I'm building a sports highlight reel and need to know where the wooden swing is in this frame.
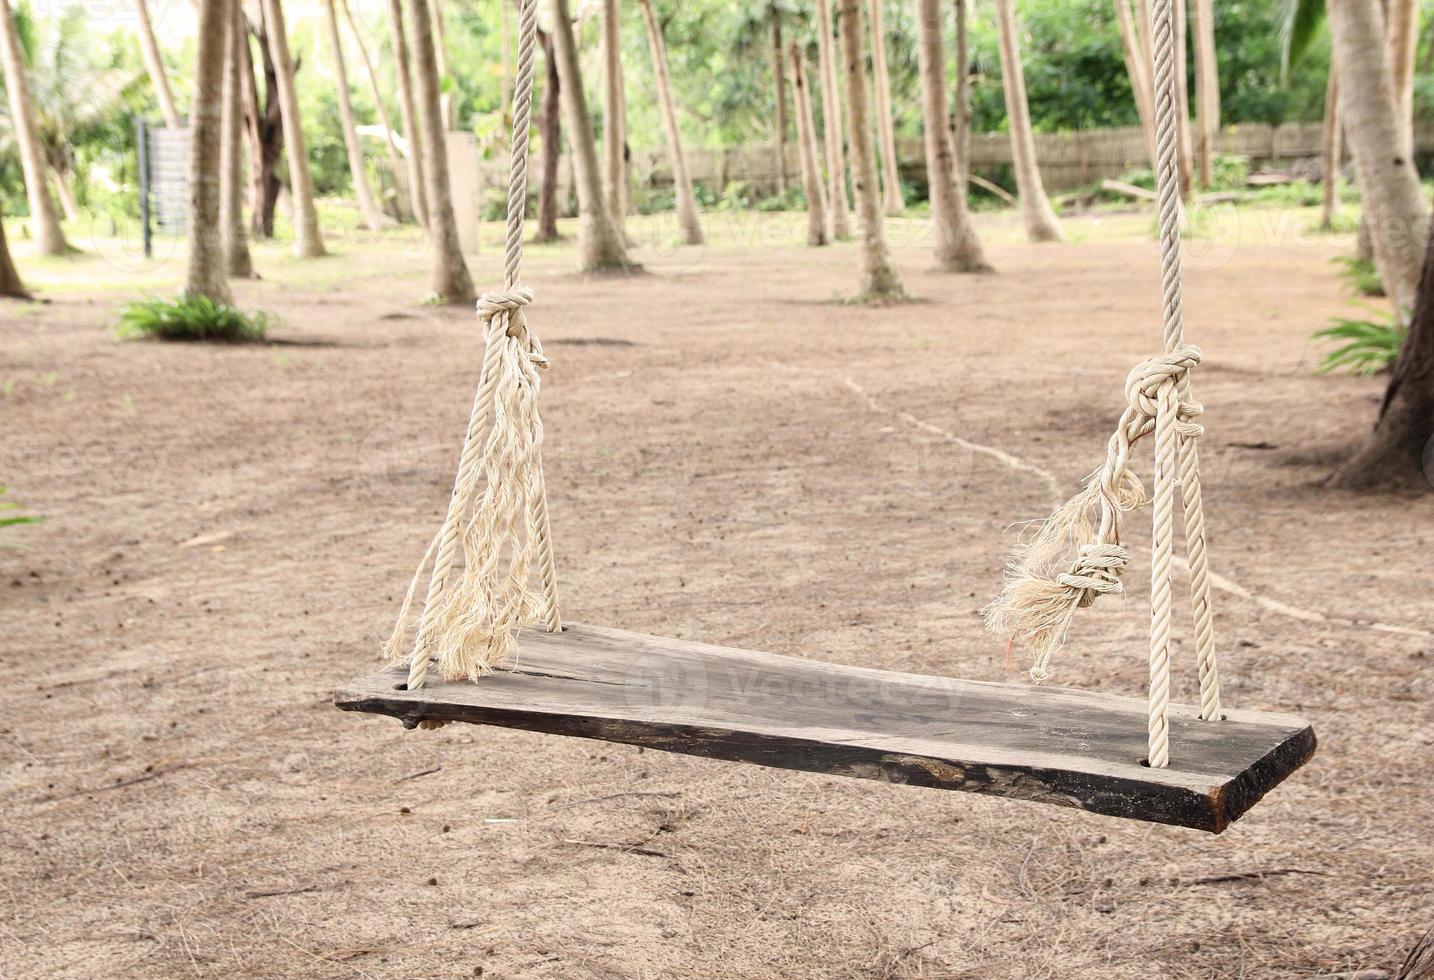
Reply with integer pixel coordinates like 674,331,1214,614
336,0,1315,833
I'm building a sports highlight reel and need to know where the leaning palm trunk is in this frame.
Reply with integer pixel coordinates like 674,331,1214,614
386,0,428,230
0,0,67,256
769,3,789,193
1320,67,1341,232
837,0,903,298
789,40,829,246
1190,0,1219,186
917,0,990,272
953,0,972,191
1388,0,1417,147
1114,0,1156,167
636,0,702,245
187,0,234,304
1326,0,1427,316
814,0,852,239
868,0,903,215
222,0,255,278
46,165,81,223
410,0,475,303
261,0,326,257
342,0,409,221
601,0,627,233
992,0,1062,242
551,0,634,271
0,202,28,298
322,0,387,230
134,0,182,129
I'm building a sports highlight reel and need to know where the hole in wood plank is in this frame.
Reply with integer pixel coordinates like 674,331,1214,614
394,683,408,691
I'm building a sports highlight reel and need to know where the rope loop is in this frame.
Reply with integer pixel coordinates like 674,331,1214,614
1123,345,1201,419
1057,542,1129,607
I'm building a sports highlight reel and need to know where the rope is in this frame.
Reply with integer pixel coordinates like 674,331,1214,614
384,0,559,692
985,0,1222,769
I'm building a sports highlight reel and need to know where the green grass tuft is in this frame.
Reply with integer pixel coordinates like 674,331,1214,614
1312,313,1406,376
1334,256,1385,298
115,295,273,343
0,485,39,531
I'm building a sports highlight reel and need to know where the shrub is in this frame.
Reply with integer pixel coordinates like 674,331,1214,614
1313,313,1406,376
1334,256,1385,298
115,295,272,343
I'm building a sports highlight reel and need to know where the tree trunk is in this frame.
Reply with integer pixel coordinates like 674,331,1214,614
789,40,829,246
261,0,326,257
601,0,627,234
992,0,1062,242
0,203,28,298
637,0,702,245
342,0,409,221
1320,66,1342,232
1388,0,1417,149
1190,0,1219,186
1173,0,1194,197
1328,197,1434,489
815,0,852,238
321,0,387,230
431,0,454,128
1327,0,1427,315
535,24,562,243
47,165,81,223
386,0,429,231
222,1,254,276
868,0,903,215
838,0,903,298
187,0,234,304
953,0,972,192
240,9,283,238
917,0,990,273
769,3,789,194
1114,0,1157,169
0,0,68,255
551,0,634,271
134,0,182,129
410,0,474,302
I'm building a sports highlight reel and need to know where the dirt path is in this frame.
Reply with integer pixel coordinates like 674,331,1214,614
2,210,1431,978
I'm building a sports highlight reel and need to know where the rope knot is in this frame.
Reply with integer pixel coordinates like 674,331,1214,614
1057,542,1128,606
477,286,547,368
1124,345,1202,419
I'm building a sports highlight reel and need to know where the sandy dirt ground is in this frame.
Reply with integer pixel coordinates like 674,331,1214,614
2,208,1432,979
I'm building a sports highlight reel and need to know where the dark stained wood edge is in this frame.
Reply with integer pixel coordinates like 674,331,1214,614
335,665,1316,834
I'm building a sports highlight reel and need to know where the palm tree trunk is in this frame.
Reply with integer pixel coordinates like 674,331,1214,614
431,0,454,128
342,0,409,221
769,3,789,194
535,24,562,243
239,10,283,238
637,0,702,245
992,0,1062,242
917,0,989,272
1327,0,1427,315
321,0,387,230
222,1,254,277
1388,0,1417,149
815,0,852,239
1113,0,1157,168
0,0,68,256
1320,66,1341,231
789,40,829,246
953,0,972,191
868,0,903,215
837,0,902,298
551,0,633,271
46,165,81,223
0,202,29,298
1173,0,1194,197
601,0,627,234
410,0,474,302
386,0,429,231
261,0,326,257
1190,0,1219,186
187,0,234,304
134,0,182,129
1328,195,1434,489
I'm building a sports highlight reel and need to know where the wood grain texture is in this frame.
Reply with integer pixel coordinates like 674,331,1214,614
335,623,1315,833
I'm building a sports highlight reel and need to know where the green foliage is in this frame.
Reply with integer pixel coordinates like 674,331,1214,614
0,486,39,531
1207,154,1252,192
115,296,273,343
1313,314,1406,375
1335,256,1386,298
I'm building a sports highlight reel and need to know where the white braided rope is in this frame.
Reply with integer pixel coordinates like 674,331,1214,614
385,0,559,693
986,0,1223,770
